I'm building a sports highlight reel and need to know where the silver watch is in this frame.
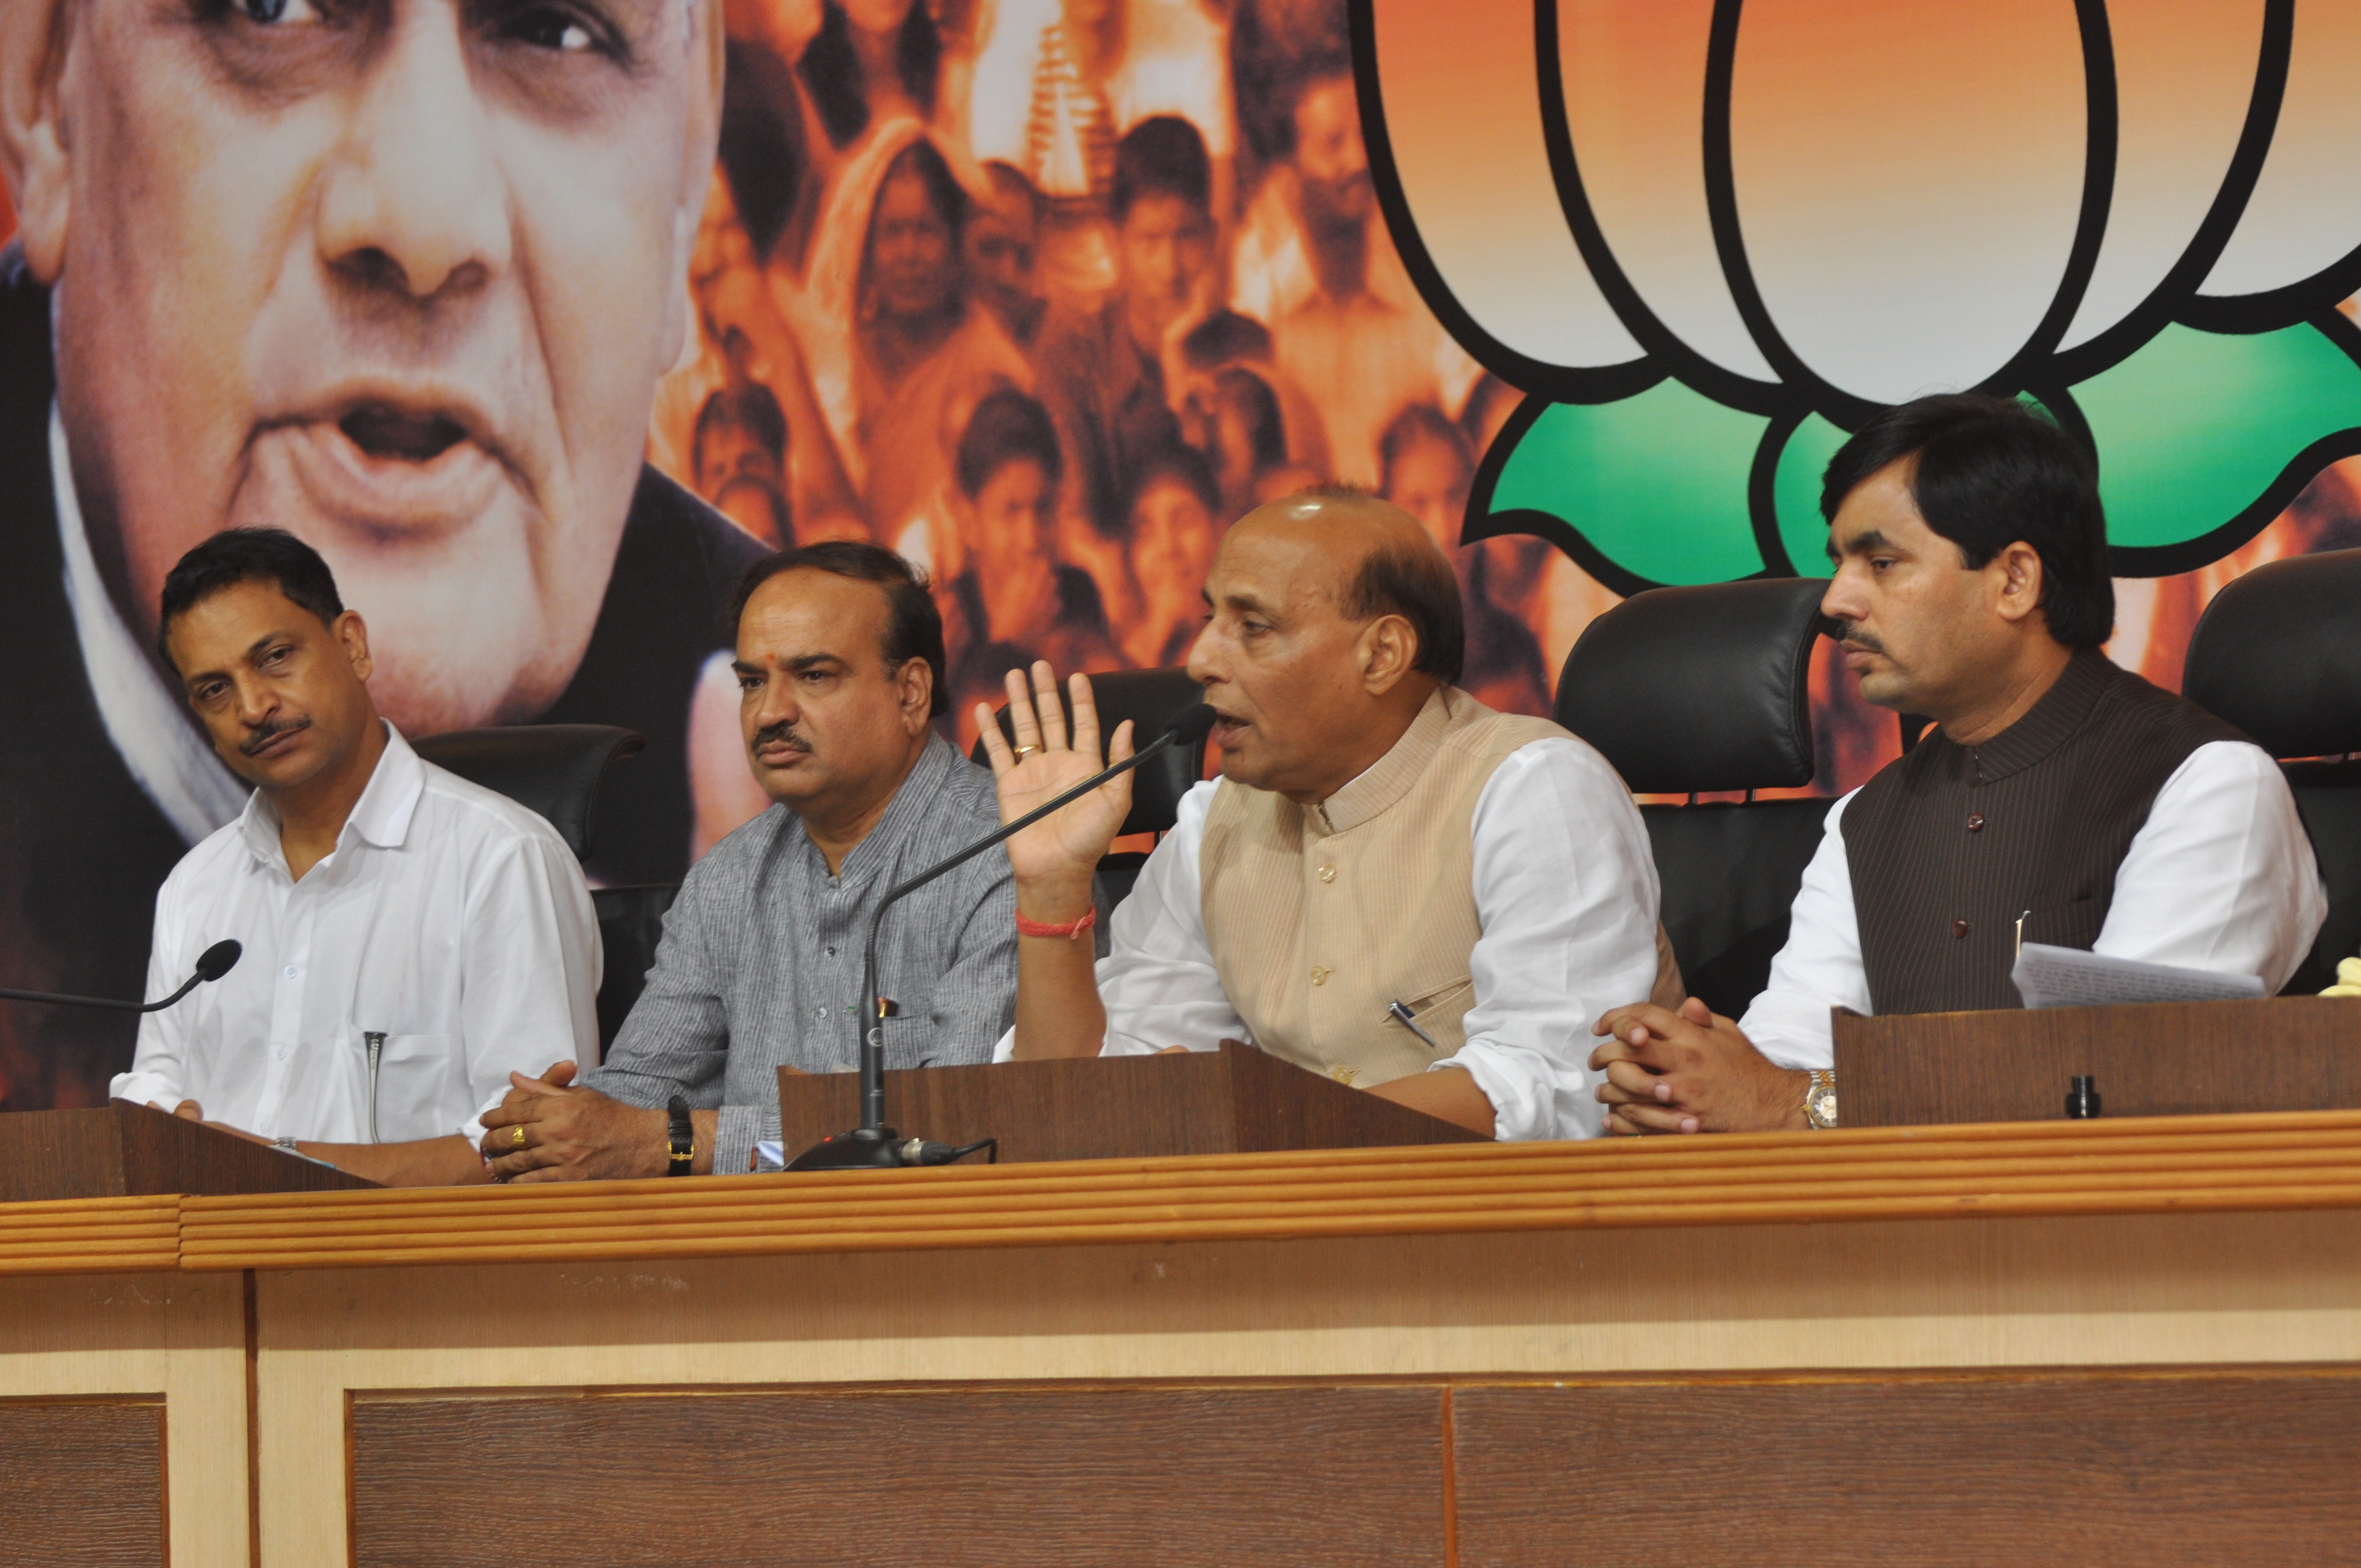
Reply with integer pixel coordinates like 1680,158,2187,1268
1804,1069,1838,1130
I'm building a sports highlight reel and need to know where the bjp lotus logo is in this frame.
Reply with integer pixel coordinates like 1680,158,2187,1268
1358,0,2361,589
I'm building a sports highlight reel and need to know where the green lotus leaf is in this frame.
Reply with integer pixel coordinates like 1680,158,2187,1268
1483,379,1770,587
1767,412,1850,579
2074,321,2361,552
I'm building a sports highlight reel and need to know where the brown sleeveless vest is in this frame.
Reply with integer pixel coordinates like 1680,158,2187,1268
1199,687,1682,1086
1842,649,2245,1015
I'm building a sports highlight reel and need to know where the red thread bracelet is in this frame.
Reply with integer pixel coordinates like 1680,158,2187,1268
1016,907,1097,939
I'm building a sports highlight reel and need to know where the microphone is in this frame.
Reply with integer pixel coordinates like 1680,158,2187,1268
786,702,1217,1172
0,940,243,1014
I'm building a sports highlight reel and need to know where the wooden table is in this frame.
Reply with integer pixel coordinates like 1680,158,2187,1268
8,1110,2361,1567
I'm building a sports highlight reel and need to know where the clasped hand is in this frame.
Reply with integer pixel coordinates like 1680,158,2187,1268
476,1060,667,1182
1588,997,1810,1135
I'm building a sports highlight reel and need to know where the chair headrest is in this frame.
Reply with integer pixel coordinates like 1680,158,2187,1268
1554,579,1829,794
972,668,1206,836
410,725,646,861
2183,548,2361,760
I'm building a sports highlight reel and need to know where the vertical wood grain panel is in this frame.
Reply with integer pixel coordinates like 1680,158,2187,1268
349,1384,1445,1568
1453,1368,2361,1567
0,1398,166,1566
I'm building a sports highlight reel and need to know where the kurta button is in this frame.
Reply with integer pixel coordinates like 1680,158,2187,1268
1329,1065,1358,1085
1317,864,1337,883
1310,966,1331,986
1951,919,1970,938
1966,813,1985,832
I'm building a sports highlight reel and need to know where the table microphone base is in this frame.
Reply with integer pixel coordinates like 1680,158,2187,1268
784,1125,906,1171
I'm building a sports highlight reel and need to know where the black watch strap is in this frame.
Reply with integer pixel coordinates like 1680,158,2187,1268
666,1094,694,1177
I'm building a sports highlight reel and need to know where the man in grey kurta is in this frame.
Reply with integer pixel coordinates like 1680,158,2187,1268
480,544,1015,1181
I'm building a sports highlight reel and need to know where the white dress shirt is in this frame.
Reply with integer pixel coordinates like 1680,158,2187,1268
1741,740,2329,1069
110,726,602,1145
994,738,1665,1141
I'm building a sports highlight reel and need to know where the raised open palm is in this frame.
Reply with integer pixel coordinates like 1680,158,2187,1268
975,662,1134,887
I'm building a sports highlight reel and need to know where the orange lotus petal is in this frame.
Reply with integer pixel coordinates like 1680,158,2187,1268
2059,0,2271,353
2199,0,2361,302
1367,0,1642,371
1555,0,1776,385
1726,0,2090,404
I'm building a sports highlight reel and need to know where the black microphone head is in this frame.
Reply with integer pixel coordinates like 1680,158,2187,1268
194,939,242,983
1163,703,1219,745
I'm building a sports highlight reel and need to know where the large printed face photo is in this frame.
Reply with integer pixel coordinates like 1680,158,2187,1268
9,0,722,734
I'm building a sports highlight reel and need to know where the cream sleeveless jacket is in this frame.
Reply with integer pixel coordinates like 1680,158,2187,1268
1198,687,1683,1087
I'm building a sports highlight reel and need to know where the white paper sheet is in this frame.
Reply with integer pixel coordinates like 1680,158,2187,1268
2010,942,2267,1009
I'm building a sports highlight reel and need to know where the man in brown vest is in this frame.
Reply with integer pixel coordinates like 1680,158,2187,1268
1591,394,2325,1135
980,484,1675,1140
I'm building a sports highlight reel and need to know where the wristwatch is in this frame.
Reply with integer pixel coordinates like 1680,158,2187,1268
665,1094,695,1177
1804,1069,1838,1131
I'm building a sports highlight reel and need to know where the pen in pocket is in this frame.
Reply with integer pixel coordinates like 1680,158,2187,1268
1386,999,1440,1049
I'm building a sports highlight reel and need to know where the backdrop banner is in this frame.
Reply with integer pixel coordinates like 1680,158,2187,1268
0,0,2353,1108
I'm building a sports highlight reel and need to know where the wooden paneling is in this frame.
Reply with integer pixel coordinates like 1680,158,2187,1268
1836,995,2361,1126
776,1041,1487,1166
0,1398,166,1566
1452,1368,2361,1567
184,1108,2361,1272
0,1103,374,1204
0,1195,178,1276
347,1385,1445,1568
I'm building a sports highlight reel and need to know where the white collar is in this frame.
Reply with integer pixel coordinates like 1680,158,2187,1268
235,721,425,871
51,403,250,845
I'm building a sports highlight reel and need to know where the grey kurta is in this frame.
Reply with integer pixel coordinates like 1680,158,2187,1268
585,735,1016,1176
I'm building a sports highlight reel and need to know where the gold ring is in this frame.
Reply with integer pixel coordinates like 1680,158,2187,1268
510,1124,527,1149
1012,744,1041,760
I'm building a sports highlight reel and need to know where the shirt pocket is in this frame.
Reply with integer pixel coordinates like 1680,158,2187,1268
369,1034,463,1142
2019,898,2105,952
1389,976,1476,1056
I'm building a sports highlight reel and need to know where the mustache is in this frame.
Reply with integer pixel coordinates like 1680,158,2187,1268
750,721,812,755
1832,623,1888,657
238,715,311,756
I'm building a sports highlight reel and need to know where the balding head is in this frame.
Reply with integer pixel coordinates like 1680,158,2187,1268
1185,483,1468,803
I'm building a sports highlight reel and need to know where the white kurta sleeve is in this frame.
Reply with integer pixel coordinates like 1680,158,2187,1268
1736,791,1865,1072
2092,740,2327,988
110,872,196,1110
1442,739,1666,1143
454,829,603,1144
989,781,1246,1062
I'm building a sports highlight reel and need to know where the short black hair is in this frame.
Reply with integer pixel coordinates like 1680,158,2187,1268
157,528,345,669
1821,393,2114,648
1127,440,1223,522
1378,402,1473,496
1210,366,1287,474
1112,115,1212,222
955,386,1063,498
731,542,949,718
694,380,789,474
1286,481,1466,684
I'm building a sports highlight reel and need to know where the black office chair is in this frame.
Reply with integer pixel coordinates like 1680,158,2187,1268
1556,579,1835,1017
410,724,646,861
970,667,1207,911
2182,547,2361,995
412,724,660,1058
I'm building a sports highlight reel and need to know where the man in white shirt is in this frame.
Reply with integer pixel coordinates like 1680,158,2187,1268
1591,394,2326,1134
111,529,600,1185
983,485,1675,1141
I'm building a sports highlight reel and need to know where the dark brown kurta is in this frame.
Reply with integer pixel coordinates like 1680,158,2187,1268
1842,649,2246,1015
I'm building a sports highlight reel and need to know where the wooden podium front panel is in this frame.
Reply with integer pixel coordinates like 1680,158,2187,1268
775,1043,1486,1164
347,1385,1444,1568
1834,997,2361,1126
0,1103,377,1202
1453,1368,2361,1568
0,1399,166,1566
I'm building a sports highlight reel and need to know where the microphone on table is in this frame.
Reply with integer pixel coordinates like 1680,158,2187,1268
0,940,243,1013
786,701,1220,1172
